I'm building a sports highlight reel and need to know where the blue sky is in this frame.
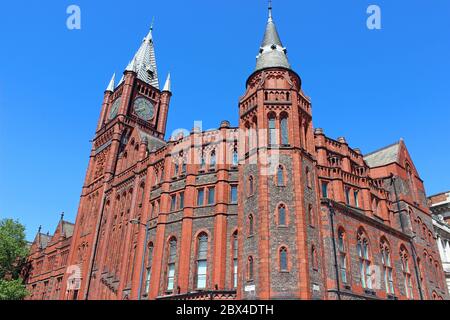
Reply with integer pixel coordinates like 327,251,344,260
0,0,449,241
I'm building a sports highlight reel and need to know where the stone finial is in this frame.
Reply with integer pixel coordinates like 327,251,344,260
314,128,324,135
220,120,231,129
337,137,347,144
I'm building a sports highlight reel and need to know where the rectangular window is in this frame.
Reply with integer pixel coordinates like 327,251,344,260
208,187,215,205
339,254,347,283
197,188,204,206
167,264,175,291
321,182,328,198
197,260,207,289
170,194,176,211
230,185,238,204
179,192,184,209
145,268,151,294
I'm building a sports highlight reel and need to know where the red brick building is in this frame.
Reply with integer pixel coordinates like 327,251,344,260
25,7,448,300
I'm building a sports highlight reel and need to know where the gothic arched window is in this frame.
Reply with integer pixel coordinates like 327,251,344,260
277,165,285,186
144,242,154,294
400,246,414,299
167,238,177,291
357,230,372,289
338,229,347,283
278,204,287,226
196,233,208,289
280,247,288,271
380,238,394,295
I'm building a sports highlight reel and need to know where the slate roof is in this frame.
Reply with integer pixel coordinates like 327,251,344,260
363,141,400,168
255,7,291,72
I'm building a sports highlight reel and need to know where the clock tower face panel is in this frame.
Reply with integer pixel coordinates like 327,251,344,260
109,97,122,120
133,96,155,121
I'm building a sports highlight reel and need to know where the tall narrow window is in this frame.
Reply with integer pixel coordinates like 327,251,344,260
312,245,318,270
278,204,286,226
248,176,254,196
207,187,215,205
232,149,239,166
181,161,186,175
400,246,414,299
248,215,254,236
196,233,208,289
144,243,154,295
232,232,238,288
357,231,372,289
248,256,254,280
230,185,238,204
321,181,328,198
200,154,206,170
210,150,216,169
345,187,351,205
354,190,359,208
197,188,204,206
179,192,184,210
280,113,289,145
306,167,311,188
174,163,179,177
277,165,285,186
380,239,394,295
338,229,347,283
167,238,177,291
280,247,288,271
170,194,176,212
268,113,277,146
308,204,315,227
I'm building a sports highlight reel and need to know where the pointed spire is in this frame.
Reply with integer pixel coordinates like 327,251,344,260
124,22,160,88
255,2,291,71
163,73,171,92
106,73,115,92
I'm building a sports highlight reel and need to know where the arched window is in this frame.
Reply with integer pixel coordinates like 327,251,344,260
144,242,154,294
196,233,208,289
357,230,372,289
338,229,347,283
380,239,394,295
248,176,254,196
210,150,216,169
268,113,277,146
232,232,238,288
280,247,288,271
232,148,239,166
167,238,177,291
278,204,287,226
248,256,254,281
312,245,318,271
248,214,254,236
280,113,289,145
277,165,285,186
400,246,414,299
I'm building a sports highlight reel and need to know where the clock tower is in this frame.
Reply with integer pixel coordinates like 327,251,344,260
61,24,171,300
96,25,171,142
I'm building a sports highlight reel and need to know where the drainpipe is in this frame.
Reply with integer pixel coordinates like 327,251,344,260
327,200,342,300
390,174,424,300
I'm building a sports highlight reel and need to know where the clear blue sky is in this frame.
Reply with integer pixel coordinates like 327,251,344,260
0,0,449,241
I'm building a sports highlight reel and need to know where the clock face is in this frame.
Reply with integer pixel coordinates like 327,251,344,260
133,97,155,121
109,97,121,120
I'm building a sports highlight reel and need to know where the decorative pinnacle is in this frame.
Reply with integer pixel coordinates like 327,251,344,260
268,0,273,21
60,212,65,221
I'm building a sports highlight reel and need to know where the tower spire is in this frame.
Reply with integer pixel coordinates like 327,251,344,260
124,22,160,89
255,1,291,71
106,73,115,92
